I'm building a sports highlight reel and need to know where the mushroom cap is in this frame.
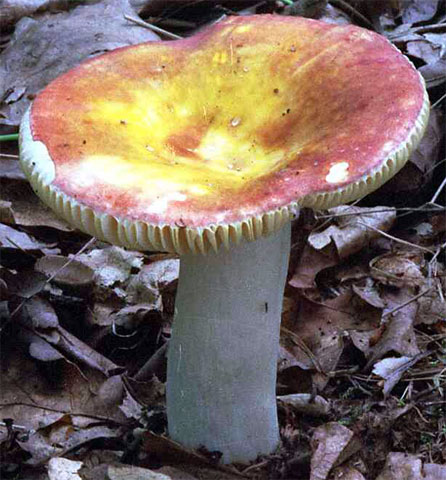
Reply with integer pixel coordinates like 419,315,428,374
20,15,429,254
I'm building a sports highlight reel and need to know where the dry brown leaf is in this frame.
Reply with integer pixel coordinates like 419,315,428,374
401,0,440,24
370,251,425,288
35,255,95,293
76,246,144,290
362,289,421,369
0,343,128,465
332,466,366,480
372,352,429,395
289,243,338,289
282,290,380,376
352,278,385,309
125,257,179,307
0,168,72,230
278,393,330,416
0,223,57,251
309,206,396,259
108,464,172,480
48,457,83,480
375,452,446,480
310,422,359,480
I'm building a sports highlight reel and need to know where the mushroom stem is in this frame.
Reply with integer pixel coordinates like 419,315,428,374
167,222,291,464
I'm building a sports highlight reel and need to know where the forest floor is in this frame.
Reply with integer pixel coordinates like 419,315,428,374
0,1,445,479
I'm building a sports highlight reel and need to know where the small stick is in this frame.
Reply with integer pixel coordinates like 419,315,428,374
330,0,374,30
382,287,433,318
430,176,446,204
412,22,446,34
124,14,182,40
134,342,168,381
357,221,435,254
431,92,446,109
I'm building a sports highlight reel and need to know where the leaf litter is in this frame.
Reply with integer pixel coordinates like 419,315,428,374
0,1,445,479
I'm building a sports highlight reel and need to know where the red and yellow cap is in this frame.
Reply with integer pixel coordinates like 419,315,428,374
20,15,429,254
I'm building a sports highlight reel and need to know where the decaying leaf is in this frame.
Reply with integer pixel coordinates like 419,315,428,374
282,290,380,378
370,251,425,288
108,464,172,480
401,0,440,25
125,256,179,307
35,255,95,294
310,422,359,480
278,393,330,416
372,353,428,396
309,206,396,259
0,223,57,251
0,170,71,229
48,457,83,480
376,452,446,480
332,466,366,480
416,286,446,324
76,246,144,289
0,343,127,465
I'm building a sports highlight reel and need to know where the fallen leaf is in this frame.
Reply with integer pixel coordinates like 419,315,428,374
125,257,179,307
416,280,446,325
278,394,330,416
352,278,385,309
370,251,425,288
310,422,359,480
363,289,421,369
108,464,171,480
0,343,128,465
282,290,380,376
289,243,337,289
419,58,446,88
35,255,95,294
77,246,144,289
308,206,396,259
376,452,423,480
0,177,71,229
332,466,366,480
401,0,440,24
48,457,83,480
372,354,428,396
423,463,446,480
0,223,56,251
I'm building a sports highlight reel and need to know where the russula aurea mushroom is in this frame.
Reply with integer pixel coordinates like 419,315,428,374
20,15,429,463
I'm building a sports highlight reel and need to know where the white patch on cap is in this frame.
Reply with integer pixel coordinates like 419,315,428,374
147,192,187,215
326,162,349,184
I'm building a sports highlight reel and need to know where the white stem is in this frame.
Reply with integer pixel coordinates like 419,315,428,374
166,222,291,464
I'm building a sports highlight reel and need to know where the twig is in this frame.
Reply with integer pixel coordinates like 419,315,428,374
281,325,324,373
46,236,96,284
1,237,96,334
430,176,446,204
431,92,446,109
357,221,435,254
382,288,433,318
330,0,374,29
316,205,446,219
412,22,446,34
124,14,182,40
423,157,446,177
0,153,19,159
134,342,168,381
0,402,127,426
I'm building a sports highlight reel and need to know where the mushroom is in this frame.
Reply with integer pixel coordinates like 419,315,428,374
19,15,429,463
